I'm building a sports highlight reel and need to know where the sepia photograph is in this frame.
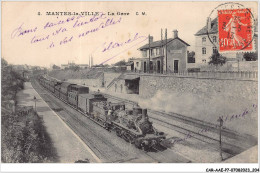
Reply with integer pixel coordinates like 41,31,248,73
1,0,259,172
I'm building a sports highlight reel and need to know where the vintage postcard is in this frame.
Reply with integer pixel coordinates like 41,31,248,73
1,0,259,172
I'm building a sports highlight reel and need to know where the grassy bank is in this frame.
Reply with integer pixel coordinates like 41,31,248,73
1,110,58,163
1,58,58,163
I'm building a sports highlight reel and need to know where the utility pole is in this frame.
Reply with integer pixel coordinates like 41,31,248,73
165,29,168,73
161,28,164,74
33,96,37,112
217,117,224,161
148,34,151,73
89,55,91,68
238,59,240,72
91,55,93,67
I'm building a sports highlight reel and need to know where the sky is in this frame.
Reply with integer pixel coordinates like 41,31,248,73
2,1,258,67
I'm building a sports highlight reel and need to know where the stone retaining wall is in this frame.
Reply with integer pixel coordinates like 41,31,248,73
138,74,257,103
136,74,257,136
67,76,103,87
104,72,122,88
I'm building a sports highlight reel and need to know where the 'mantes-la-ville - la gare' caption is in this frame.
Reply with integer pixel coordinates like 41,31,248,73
42,11,145,16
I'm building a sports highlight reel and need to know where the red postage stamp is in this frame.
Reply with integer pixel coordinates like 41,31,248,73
218,9,254,52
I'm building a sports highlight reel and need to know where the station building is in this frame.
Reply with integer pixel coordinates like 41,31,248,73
129,30,190,73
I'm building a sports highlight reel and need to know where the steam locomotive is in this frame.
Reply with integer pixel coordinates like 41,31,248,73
38,75,166,150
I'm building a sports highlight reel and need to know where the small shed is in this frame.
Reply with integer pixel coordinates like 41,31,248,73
124,75,140,94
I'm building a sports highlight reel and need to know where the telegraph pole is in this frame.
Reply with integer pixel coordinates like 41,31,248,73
91,55,93,67
217,117,224,161
238,59,240,72
148,34,151,73
161,28,164,74
165,29,168,73
33,96,37,112
89,55,91,68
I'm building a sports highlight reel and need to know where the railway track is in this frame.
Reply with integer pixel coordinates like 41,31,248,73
42,94,129,161
150,109,256,148
32,79,190,163
32,80,134,162
102,93,257,156
40,75,258,159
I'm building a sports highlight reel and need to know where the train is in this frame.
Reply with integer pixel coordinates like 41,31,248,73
38,75,166,150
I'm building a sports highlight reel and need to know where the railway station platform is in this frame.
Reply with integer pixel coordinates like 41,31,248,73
16,82,100,163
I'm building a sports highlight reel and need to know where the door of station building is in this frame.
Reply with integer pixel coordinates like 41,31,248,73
174,60,179,73
157,61,161,73
143,62,147,73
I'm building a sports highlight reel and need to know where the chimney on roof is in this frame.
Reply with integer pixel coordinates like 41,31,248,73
207,17,212,31
173,30,178,38
149,35,153,43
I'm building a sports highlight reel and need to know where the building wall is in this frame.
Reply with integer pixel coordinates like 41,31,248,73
198,60,258,71
133,73,257,136
195,34,219,65
139,40,188,73
132,59,143,71
67,75,103,88
107,79,127,94
152,57,163,73
195,34,258,69
104,72,122,88
141,47,164,59
138,74,257,101
195,33,237,64
166,40,188,72
126,65,132,71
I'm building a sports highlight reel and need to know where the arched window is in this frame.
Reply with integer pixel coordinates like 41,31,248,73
202,47,206,54
202,37,206,42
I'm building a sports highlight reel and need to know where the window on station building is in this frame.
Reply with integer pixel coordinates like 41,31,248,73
150,49,154,56
202,47,206,54
136,62,139,67
202,37,206,42
202,59,207,63
213,36,217,43
143,50,147,57
213,47,218,53
156,48,160,55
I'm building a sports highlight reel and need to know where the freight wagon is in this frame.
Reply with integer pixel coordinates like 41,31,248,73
68,85,89,108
